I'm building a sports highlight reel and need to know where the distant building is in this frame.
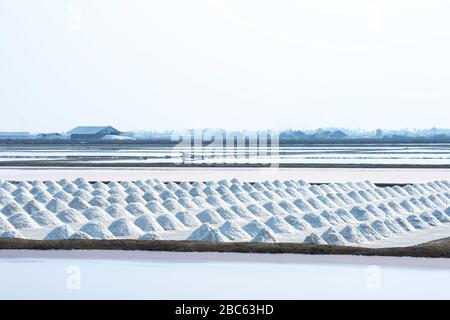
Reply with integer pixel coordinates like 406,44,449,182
37,133,66,140
329,130,348,139
68,126,121,140
0,132,31,140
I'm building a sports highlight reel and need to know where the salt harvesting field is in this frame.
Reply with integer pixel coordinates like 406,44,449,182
1,144,449,166
0,177,449,248
2,250,450,299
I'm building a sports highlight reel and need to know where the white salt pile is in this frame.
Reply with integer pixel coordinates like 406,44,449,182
0,215,16,232
278,200,301,214
125,193,145,204
108,218,144,237
293,199,314,212
8,212,40,229
73,189,93,201
24,200,46,215
303,213,330,228
175,211,202,228
177,198,198,210
46,199,70,214
44,225,75,240
242,219,267,237
134,214,164,232
187,223,216,241
206,195,227,207
284,215,309,231
0,230,24,239
246,204,271,217
54,191,73,203
126,203,150,216
406,215,429,229
2,202,24,217
70,231,93,239
251,228,277,243
334,209,355,223
263,201,288,216
145,201,169,214
139,232,163,241
321,210,344,226
162,199,185,213
321,228,348,246
358,223,383,241
57,208,89,224
383,219,403,234
265,216,296,234
69,197,91,210
219,221,251,241
30,210,62,227
80,222,115,239
303,233,326,245
196,209,225,225
89,196,110,209
340,225,366,244
395,217,414,232
201,229,229,242
419,212,440,226
216,207,240,220
350,206,371,221
105,204,132,219
230,205,254,219
307,198,325,210
156,214,186,230
431,210,450,223
83,207,112,221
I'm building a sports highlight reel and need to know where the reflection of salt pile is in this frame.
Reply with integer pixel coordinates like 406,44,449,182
80,222,114,239
44,225,74,240
109,218,144,237
139,232,163,240
251,228,277,243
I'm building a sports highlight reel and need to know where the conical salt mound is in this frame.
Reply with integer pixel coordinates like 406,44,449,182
69,197,90,210
126,203,150,216
8,212,40,229
284,215,308,231
0,230,23,239
206,195,227,207
70,231,93,240
57,208,89,224
106,204,133,219
419,212,440,226
175,211,202,228
251,228,277,243
13,193,32,206
303,213,330,228
46,199,70,214
320,210,344,226
156,214,186,231
30,210,62,227
54,191,73,203
80,221,114,239
0,215,16,232
265,216,296,234
24,200,46,215
83,207,112,221
177,197,198,210
395,217,414,232
44,225,75,240
107,195,127,207
216,207,240,220
89,197,109,209
431,210,450,223
303,233,326,245
370,220,392,237
350,206,371,221
187,223,216,241
73,190,93,202
219,221,251,241
230,205,254,219
358,223,383,241
109,218,144,237
139,232,163,241
1,202,24,217
92,189,109,198
145,201,169,215
242,219,267,237
11,187,31,197
406,215,429,230
201,229,229,242
339,225,366,244
334,209,355,223
246,204,271,217
125,193,145,204
221,194,240,206
383,219,403,234
162,199,185,213
33,191,53,204
278,200,301,214
321,228,348,246
196,209,225,225
134,214,164,232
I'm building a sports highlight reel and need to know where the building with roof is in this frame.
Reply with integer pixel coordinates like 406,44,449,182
68,126,121,140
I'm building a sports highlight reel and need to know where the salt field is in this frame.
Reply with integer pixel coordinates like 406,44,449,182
1,251,450,299
0,177,449,247
1,144,449,166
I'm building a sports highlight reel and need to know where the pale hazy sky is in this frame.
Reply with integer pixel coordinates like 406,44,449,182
1,0,450,132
